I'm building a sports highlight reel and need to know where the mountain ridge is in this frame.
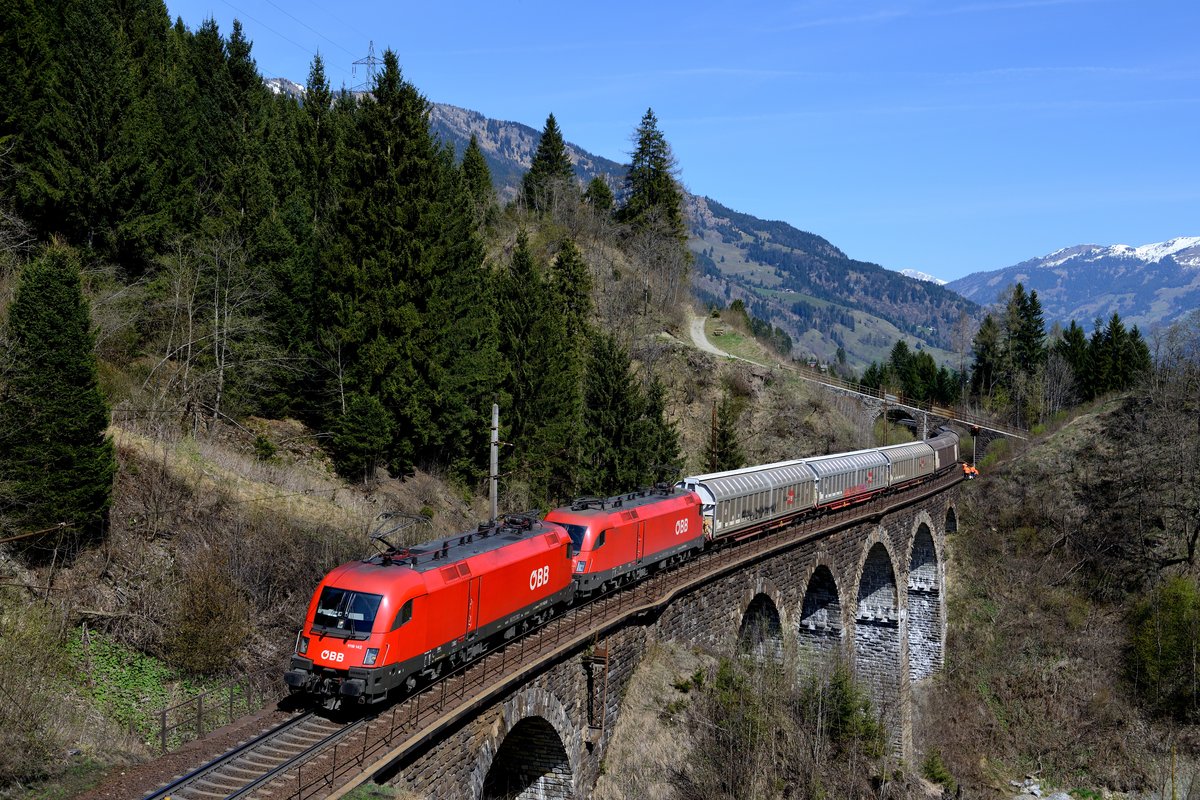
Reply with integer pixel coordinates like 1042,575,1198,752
948,236,1200,328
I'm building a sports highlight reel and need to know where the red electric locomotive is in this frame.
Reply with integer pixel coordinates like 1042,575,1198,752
285,515,574,704
545,486,705,595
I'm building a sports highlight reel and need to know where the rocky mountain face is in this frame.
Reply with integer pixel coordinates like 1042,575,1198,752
947,237,1200,329
428,104,625,204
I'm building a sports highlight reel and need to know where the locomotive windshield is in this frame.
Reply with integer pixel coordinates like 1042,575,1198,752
562,524,588,556
312,587,383,638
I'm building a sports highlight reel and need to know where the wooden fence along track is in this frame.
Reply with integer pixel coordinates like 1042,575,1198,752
145,469,961,800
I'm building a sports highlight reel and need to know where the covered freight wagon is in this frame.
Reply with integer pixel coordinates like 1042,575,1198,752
680,460,817,540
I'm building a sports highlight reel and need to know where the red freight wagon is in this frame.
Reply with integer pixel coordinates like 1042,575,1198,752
545,487,704,594
285,515,573,704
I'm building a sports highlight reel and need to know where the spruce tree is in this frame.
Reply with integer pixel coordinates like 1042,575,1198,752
583,176,614,213
497,232,582,501
185,19,239,229
1100,313,1128,395
970,314,1002,399
548,239,593,345
1087,317,1111,398
414,142,502,480
638,377,683,484
1125,324,1153,383
221,20,272,236
11,1,134,254
888,340,913,395
0,242,115,548
521,113,575,213
330,392,392,483
580,332,647,495
618,108,686,241
1054,320,1090,398
461,134,497,231
706,392,744,472
317,51,501,479
317,49,435,474
301,53,339,227
1019,287,1047,368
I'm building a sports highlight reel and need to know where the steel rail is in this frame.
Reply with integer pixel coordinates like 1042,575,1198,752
141,712,313,800
225,716,372,799
140,711,369,800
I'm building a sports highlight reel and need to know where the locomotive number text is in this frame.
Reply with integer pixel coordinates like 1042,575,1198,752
320,649,345,663
529,565,551,590
674,518,689,536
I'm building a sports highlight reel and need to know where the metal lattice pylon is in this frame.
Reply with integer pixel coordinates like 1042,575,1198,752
352,40,380,92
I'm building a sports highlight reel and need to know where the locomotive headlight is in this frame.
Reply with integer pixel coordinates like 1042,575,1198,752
363,648,379,666
298,636,309,655
575,561,586,573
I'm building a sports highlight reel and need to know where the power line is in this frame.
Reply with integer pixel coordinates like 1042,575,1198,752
215,0,353,81
259,0,358,61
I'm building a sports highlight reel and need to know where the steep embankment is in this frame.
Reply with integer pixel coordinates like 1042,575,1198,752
924,391,1200,797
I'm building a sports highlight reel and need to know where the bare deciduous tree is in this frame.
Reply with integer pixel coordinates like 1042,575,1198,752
142,234,280,433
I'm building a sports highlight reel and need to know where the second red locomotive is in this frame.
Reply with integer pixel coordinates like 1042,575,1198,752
544,486,704,594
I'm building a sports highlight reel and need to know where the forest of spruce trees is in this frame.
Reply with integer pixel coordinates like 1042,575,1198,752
0,1,690,549
857,282,1152,425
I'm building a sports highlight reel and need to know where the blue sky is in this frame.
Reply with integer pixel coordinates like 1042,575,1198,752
166,0,1199,282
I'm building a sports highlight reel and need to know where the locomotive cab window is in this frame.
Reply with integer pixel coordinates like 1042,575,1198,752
563,524,588,556
391,598,414,631
313,587,383,637
593,530,607,550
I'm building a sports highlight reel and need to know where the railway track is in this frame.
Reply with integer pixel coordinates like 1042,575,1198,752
142,711,366,800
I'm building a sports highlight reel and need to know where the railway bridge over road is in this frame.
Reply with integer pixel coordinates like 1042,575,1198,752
285,472,965,800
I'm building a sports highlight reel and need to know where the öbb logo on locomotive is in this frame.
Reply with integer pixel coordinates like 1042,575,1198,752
529,565,551,590
282,430,962,704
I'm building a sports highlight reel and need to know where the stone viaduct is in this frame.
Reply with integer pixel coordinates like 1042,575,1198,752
343,484,961,800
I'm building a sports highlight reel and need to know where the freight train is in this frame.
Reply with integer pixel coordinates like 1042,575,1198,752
284,429,960,704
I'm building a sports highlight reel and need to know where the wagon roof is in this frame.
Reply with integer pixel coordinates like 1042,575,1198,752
679,461,816,500
878,441,935,462
802,448,889,477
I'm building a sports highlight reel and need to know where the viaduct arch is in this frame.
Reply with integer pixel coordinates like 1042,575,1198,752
344,484,958,799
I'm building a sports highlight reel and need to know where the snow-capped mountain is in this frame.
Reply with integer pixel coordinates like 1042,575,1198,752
947,237,1200,328
897,268,947,285
263,77,305,98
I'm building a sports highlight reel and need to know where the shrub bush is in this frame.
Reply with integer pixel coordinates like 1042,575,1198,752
1128,575,1200,721
165,560,251,675
921,747,956,792
0,595,70,786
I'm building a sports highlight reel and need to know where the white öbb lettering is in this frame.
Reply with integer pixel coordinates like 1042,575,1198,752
320,649,345,663
529,565,550,591
674,518,689,536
